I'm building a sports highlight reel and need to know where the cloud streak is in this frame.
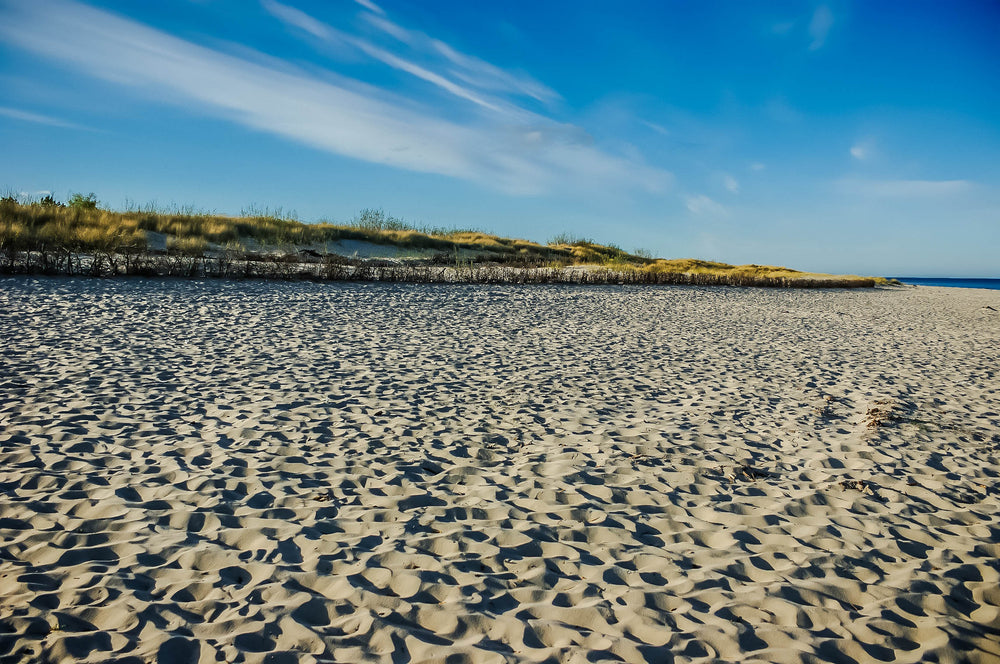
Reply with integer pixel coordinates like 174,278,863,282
685,194,727,216
808,6,833,50
261,1,502,112
0,0,667,195
261,0,331,40
353,0,385,17
0,106,92,130
358,12,560,105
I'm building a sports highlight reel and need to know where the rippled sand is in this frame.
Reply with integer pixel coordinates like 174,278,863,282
1,278,998,663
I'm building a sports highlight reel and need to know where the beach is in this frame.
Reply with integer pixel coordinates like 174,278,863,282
1,278,998,663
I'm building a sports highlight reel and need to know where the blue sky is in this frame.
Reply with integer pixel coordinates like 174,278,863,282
1,0,997,276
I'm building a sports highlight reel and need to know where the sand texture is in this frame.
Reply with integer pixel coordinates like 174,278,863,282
1,278,999,664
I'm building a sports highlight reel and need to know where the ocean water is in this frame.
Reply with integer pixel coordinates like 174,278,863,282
894,278,1000,291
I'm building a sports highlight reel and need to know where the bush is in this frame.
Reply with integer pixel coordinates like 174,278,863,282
68,192,99,210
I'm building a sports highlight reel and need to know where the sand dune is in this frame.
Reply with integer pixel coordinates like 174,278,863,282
1,278,998,663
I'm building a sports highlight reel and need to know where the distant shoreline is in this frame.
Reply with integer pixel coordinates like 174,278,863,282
893,277,1000,291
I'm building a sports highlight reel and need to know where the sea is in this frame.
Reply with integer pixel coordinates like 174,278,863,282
893,278,1000,291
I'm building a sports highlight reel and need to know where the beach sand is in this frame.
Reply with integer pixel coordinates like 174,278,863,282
1,278,998,664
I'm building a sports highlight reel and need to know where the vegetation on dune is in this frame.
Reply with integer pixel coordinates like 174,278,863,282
0,195,643,264
0,193,883,287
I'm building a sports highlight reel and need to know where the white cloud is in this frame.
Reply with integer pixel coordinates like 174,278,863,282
354,0,385,16
361,13,559,105
642,121,670,136
850,139,877,161
352,40,503,112
18,190,52,200
261,0,331,40
431,39,560,105
837,179,973,197
263,3,558,112
749,162,766,171
685,194,727,216
808,6,833,50
0,0,668,195
362,14,414,44
262,3,501,111
0,106,91,130
722,174,740,194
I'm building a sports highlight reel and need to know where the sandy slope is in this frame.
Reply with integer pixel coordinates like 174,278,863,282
0,278,998,664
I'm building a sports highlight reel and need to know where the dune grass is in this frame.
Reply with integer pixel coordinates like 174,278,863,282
0,193,885,287
0,195,617,263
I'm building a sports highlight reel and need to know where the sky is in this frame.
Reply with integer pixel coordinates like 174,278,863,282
1,0,998,277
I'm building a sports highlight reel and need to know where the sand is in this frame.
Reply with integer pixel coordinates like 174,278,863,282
0,278,998,664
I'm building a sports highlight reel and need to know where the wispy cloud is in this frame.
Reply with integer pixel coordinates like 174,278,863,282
262,1,558,115
18,190,52,200
430,39,560,106
749,162,766,171
808,6,833,51
1,0,666,195
837,179,972,197
685,194,727,216
261,0,331,39
358,12,560,105
642,121,670,137
722,174,740,194
849,139,876,161
0,106,91,130
353,0,385,17
362,14,413,44
353,39,504,112
261,2,502,111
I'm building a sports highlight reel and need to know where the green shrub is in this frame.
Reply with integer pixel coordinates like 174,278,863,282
68,192,99,210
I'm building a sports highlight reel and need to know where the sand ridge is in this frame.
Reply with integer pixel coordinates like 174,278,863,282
1,278,999,663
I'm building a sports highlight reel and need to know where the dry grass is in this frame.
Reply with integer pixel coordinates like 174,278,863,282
0,196,882,287
0,197,581,263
